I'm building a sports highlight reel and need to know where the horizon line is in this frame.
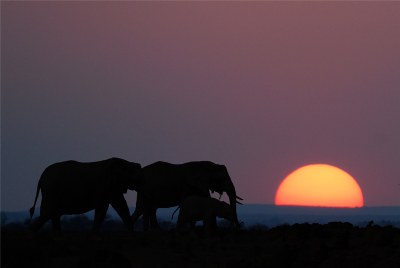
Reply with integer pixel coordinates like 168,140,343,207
3,204,400,213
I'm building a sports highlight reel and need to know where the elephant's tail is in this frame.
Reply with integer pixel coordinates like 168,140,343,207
29,177,42,219
171,206,180,220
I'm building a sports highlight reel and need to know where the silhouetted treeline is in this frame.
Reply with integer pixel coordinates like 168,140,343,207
2,214,400,233
1,214,176,232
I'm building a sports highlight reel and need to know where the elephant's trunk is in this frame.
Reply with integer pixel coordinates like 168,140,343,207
225,179,240,228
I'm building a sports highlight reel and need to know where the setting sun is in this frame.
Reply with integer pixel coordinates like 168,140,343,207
275,164,364,208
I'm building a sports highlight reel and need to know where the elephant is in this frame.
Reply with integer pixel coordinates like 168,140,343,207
131,161,242,230
29,157,141,234
174,196,236,233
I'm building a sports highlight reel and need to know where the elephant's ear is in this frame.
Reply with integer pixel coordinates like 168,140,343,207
183,162,228,197
200,164,226,195
183,173,211,197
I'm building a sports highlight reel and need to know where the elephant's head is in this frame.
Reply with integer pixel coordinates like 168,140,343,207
187,161,242,227
125,162,142,191
109,158,142,193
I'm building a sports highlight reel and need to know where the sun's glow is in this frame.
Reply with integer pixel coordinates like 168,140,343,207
275,164,364,208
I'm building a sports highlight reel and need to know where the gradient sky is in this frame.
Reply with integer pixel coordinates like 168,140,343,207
2,2,400,211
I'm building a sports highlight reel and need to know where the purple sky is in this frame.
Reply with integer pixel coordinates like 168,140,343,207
2,2,400,211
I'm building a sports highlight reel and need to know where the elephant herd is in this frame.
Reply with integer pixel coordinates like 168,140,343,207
29,157,242,234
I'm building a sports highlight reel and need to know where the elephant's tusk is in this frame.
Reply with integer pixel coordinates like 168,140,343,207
236,195,243,200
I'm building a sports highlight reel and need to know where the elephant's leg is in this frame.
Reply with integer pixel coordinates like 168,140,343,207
176,213,185,233
92,203,109,234
204,215,217,235
189,220,196,229
142,210,150,231
29,197,53,230
131,208,142,226
131,193,143,226
210,216,217,229
141,207,159,231
29,201,53,233
110,194,134,232
149,208,160,230
29,215,50,233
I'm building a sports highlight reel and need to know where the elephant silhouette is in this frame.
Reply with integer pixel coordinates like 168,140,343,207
29,157,141,234
174,196,236,233
131,161,242,230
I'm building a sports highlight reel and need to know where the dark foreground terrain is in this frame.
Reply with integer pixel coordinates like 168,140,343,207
2,222,400,268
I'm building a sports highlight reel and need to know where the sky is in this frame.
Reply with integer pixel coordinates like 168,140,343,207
2,2,400,211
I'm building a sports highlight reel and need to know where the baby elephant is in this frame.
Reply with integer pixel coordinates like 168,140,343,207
175,196,235,233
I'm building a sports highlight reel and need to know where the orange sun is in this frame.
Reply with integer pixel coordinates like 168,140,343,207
275,164,364,208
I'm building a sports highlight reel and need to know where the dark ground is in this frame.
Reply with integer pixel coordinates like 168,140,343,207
2,221,400,268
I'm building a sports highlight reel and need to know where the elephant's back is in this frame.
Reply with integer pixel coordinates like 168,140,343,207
143,161,178,170
41,161,79,179
40,160,108,190
140,161,184,180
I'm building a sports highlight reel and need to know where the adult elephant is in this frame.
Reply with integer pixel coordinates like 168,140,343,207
131,161,242,230
29,157,141,234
